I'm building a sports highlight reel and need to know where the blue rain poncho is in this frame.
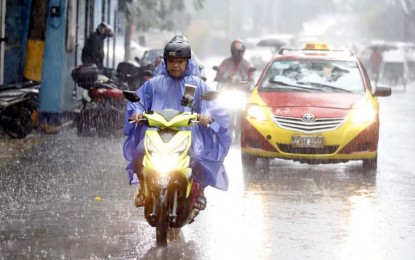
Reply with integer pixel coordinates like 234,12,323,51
123,64,231,191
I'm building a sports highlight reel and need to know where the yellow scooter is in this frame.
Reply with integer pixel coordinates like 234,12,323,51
123,87,219,246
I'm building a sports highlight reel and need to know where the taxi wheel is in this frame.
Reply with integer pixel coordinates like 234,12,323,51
363,156,377,171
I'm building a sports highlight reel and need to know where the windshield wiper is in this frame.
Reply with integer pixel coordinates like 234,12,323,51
296,81,352,93
268,79,323,92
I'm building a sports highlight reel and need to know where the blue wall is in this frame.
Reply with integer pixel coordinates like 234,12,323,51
36,0,120,125
3,1,31,84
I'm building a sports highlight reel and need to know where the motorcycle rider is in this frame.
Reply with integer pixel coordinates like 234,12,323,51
81,22,114,72
214,39,255,83
123,36,231,210
369,46,383,83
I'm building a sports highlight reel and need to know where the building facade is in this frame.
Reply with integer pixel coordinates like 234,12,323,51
0,0,122,129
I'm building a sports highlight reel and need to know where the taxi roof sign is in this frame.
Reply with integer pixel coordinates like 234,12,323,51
278,42,353,56
304,42,330,50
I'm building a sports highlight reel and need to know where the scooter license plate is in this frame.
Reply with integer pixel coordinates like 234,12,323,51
292,135,324,148
157,176,170,187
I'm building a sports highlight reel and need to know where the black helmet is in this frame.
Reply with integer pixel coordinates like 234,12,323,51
231,39,246,61
170,34,189,43
97,22,114,38
163,36,191,63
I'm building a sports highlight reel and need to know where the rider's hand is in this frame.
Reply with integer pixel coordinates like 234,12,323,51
130,113,143,123
198,114,212,126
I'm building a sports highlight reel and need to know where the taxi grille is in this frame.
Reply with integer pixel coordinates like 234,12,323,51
271,115,346,134
277,144,339,154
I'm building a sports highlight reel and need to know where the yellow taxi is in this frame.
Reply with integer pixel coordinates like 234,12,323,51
241,42,392,171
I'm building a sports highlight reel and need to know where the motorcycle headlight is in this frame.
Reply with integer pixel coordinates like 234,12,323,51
218,90,247,110
146,136,190,175
351,99,377,124
246,105,267,121
152,153,181,175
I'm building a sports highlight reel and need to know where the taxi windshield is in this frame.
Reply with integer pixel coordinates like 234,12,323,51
259,59,365,94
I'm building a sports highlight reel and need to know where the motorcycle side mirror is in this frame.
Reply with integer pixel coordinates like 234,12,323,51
181,84,196,107
123,90,140,102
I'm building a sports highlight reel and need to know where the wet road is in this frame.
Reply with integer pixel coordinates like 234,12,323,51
1,84,415,259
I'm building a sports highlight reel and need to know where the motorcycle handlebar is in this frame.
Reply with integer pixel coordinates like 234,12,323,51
128,113,212,127
128,118,147,124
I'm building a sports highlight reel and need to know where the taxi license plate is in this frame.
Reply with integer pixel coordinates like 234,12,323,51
292,135,324,148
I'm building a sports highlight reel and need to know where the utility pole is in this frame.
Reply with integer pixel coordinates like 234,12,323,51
0,0,5,84
400,0,415,41
120,0,132,61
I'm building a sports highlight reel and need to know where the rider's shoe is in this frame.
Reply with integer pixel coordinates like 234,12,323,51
194,188,207,211
134,186,145,207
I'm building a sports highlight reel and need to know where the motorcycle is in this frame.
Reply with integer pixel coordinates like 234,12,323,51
123,87,219,246
71,63,129,135
115,60,153,91
213,66,255,142
0,81,40,138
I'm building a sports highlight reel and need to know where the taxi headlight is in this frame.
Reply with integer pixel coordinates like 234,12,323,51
351,101,376,124
247,105,267,121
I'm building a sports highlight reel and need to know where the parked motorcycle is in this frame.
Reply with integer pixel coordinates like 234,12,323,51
0,81,40,138
213,66,255,142
123,87,219,246
115,60,153,91
71,64,128,135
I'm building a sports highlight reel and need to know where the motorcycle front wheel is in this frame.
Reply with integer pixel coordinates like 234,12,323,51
156,189,169,247
1,108,33,138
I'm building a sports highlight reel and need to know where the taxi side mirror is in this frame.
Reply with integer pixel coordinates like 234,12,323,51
373,85,392,97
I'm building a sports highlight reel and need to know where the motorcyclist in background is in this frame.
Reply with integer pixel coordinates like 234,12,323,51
123,36,231,210
369,46,383,84
81,22,114,73
153,35,202,78
214,39,255,84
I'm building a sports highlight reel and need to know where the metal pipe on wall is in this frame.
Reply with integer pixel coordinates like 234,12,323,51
0,0,5,84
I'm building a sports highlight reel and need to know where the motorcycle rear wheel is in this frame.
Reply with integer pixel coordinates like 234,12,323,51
2,108,33,138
